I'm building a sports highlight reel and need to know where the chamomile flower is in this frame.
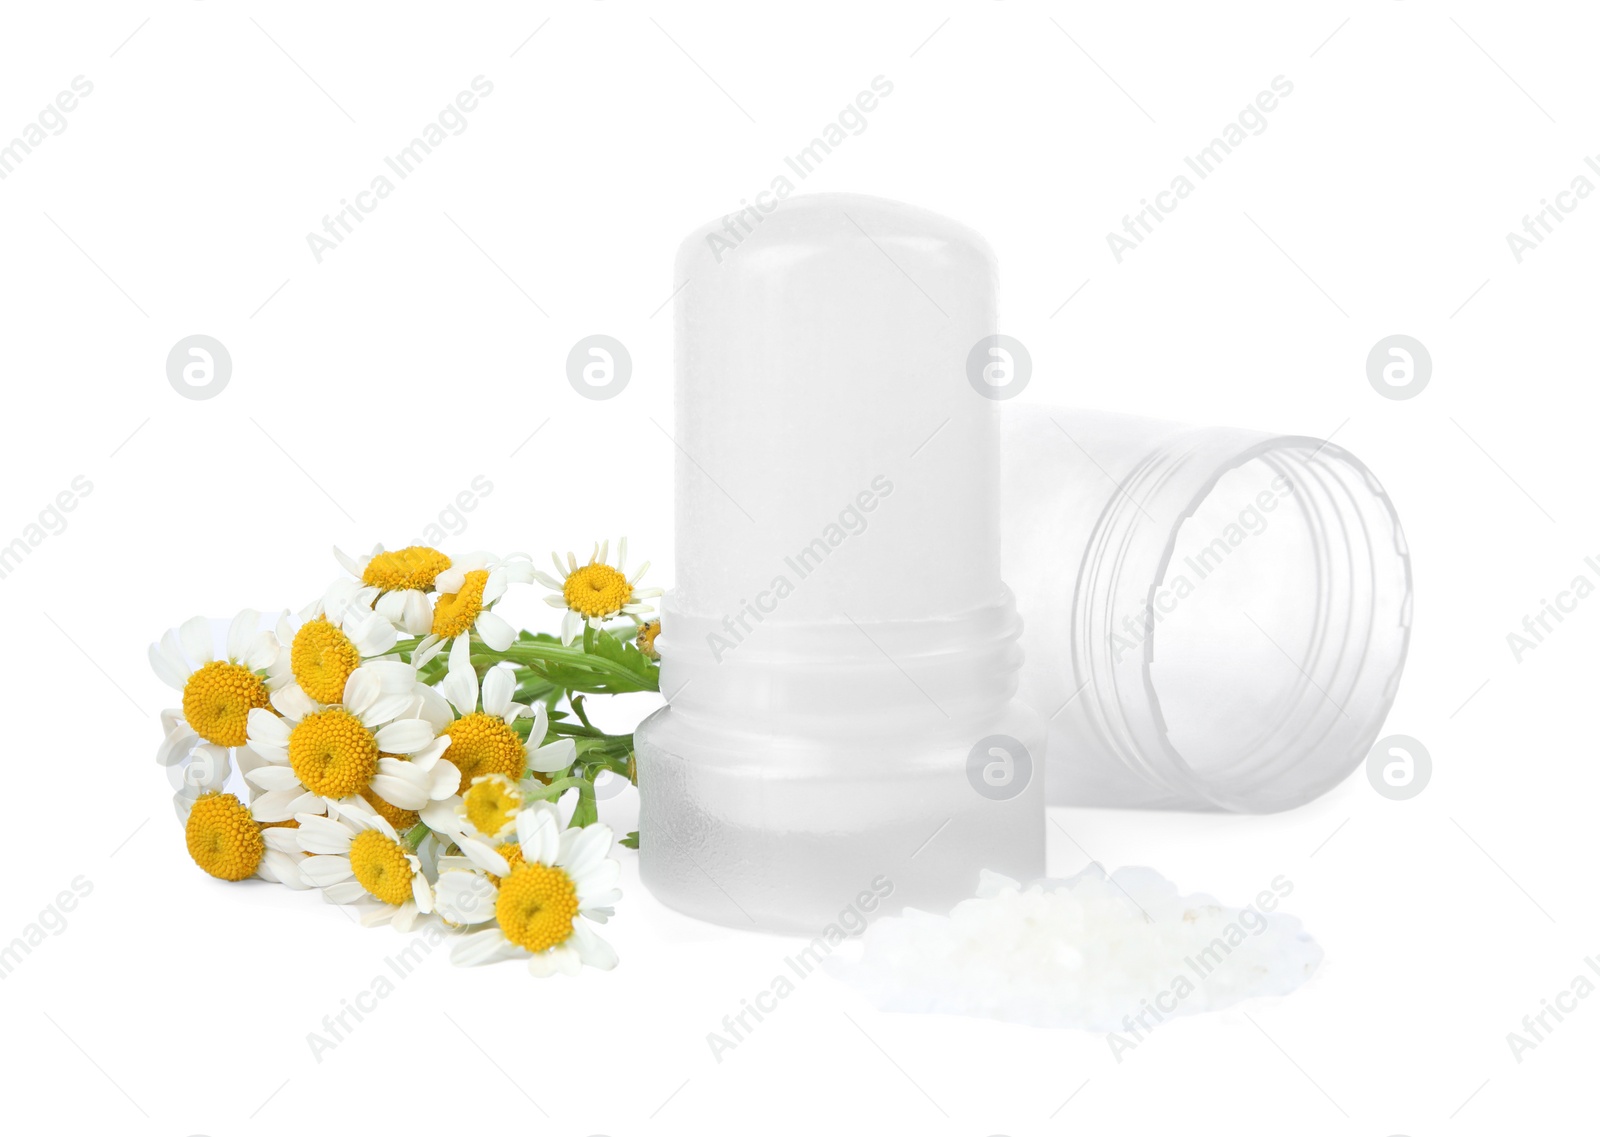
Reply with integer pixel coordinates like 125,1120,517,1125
419,639,582,809
448,801,622,975
333,543,455,635
242,661,457,823
636,619,661,660
180,791,306,888
272,600,399,706
453,773,525,842
536,537,662,645
150,610,285,756
295,798,433,929
414,552,535,653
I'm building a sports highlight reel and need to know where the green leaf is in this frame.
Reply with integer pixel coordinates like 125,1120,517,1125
619,831,639,850
586,629,658,686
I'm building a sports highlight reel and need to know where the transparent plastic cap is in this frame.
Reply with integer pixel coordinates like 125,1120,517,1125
1003,406,1412,813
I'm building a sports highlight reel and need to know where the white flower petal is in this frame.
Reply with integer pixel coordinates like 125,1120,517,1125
441,635,479,717
426,760,460,801
451,927,517,967
363,660,416,695
475,610,515,651
241,630,281,674
370,773,428,812
408,737,450,769
148,641,188,690
482,666,514,719
570,921,618,970
271,683,318,721
435,871,496,925
515,802,561,865
420,798,464,835
342,666,379,715
251,788,320,823
247,706,291,749
244,765,302,792
261,827,302,854
400,591,433,635
374,719,435,754
323,880,368,905
295,814,356,854
528,738,576,774
179,615,215,667
226,609,261,663
459,838,509,877
482,570,509,606
299,854,356,886
259,849,309,889
358,693,417,731
334,546,364,577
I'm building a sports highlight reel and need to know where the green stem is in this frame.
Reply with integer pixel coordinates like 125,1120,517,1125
487,642,658,693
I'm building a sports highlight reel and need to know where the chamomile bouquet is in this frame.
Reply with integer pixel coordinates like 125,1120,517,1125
150,540,662,977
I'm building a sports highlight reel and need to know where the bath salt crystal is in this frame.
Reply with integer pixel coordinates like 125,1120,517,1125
827,866,1322,1030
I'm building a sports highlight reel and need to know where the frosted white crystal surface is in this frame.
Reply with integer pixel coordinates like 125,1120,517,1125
828,866,1322,1031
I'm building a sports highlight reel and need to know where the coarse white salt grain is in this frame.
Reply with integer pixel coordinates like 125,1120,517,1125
827,866,1322,1031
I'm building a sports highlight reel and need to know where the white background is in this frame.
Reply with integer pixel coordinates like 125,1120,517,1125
1,2,1595,1134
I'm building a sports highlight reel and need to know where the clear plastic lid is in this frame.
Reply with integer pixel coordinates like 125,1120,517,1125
1003,406,1412,812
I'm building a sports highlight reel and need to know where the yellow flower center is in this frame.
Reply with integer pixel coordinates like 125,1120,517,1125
495,862,580,953
361,785,419,831
441,712,525,792
291,617,360,704
462,775,522,839
182,660,272,748
636,619,661,659
432,569,489,638
185,793,265,881
348,828,415,906
362,546,452,593
563,563,632,619
288,708,379,799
